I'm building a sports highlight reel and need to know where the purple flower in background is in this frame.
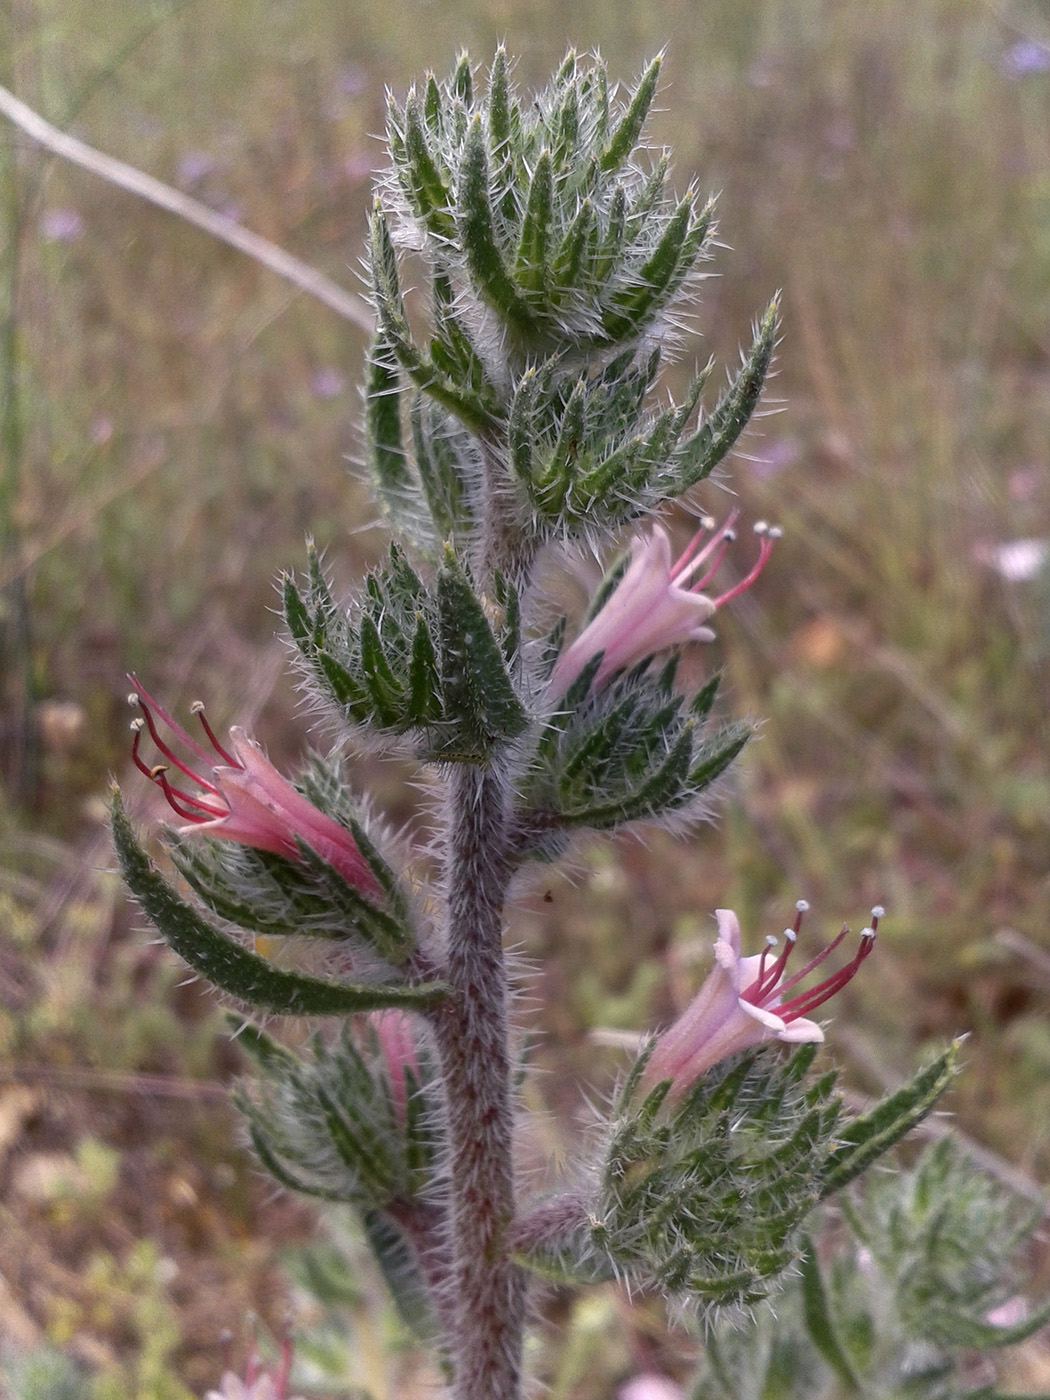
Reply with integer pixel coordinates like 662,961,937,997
1000,40,1050,77
40,207,84,243
550,514,779,696
640,903,879,1101
309,366,346,400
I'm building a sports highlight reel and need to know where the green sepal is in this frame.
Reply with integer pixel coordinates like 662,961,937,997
487,46,512,151
601,193,714,343
451,50,472,106
111,794,446,1015
433,548,529,757
402,92,455,240
226,1014,298,1072
293,839,411,965
364,331,416,526
458,115,535,340
408,613,443,723
600,55,661,173
687,723,751,789
240,1108,352,1203
360,611,406,725
550,198,594,295
409,395,474,545
515,149,553,296
663,296,779,495
370,202,498,436
820,1040,962,1198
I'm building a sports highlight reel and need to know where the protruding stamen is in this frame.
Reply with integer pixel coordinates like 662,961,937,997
776,930,876,1022
795,898,810,914
710,529,777,608
191,701,238,766
746,924,798,1004
774,924,851,999
670,509,740,588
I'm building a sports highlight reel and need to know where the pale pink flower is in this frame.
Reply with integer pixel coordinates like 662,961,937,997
128,675,381,899
619,1373,685,1400
640,903,879,1100
549,513,778,696
204,1341,303,1400
371,1007,420,1126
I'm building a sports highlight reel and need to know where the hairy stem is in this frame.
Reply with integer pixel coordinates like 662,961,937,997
432,760,525,1400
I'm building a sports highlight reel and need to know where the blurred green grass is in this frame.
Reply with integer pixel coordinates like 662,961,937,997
2,0,1050,1394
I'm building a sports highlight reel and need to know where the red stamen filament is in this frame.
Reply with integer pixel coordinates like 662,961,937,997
770,925,852,1001
748,931,797,1004
133,694,223,795
710,534,775,608
153,768,227,823
671,509,740,588
128,673,213,765
775,933,876,1022
192,702,239,767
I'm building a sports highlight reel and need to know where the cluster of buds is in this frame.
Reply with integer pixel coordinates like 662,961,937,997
641,902,880,1100
550,514,780,696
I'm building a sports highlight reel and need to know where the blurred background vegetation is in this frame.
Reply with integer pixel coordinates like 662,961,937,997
2,0,1050,1395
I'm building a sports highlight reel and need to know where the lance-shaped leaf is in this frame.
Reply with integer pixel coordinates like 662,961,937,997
662,296,779,495
434,549,529,756
600,55,661,174
798,1239,864,1393
364,331,424,532
112,795,446,1014
369,204,499,435
401,92,455,240
515,149,553,296
820,1040,962,1198
457,114,536,340
600,193,715,343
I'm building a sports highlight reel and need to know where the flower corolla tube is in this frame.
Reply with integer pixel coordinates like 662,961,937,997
641,902,879,1099
127,675,381,899
550,512,779,696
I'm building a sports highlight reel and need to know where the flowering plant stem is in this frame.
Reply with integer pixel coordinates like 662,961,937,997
432,760,524,1400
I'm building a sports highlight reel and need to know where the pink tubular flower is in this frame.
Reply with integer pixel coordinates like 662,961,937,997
205,1340,303,1400
640,902,879,1100
549,513,779,696
371,1007,420,1126
127,675,382,900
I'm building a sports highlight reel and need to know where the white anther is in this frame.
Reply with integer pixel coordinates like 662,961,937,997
860,926,876,940
795,899,810,913
766,934,779,948
190,700,205,715
127,692,140,707
700,514,716,530
870,905,885,919
784,928,797,943
768,526,783,540
130,718,144,733
753,520,769,535
722,528,737,542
